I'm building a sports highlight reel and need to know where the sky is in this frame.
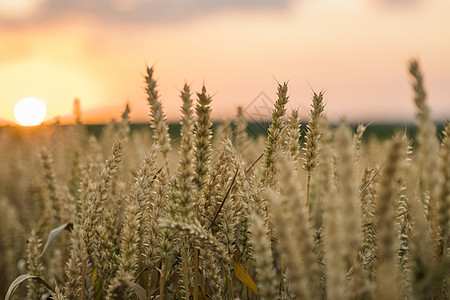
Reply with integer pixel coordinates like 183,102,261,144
0,0,449,125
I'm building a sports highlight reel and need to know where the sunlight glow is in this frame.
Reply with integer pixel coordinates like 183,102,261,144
0,0,48,19
14,97,47,126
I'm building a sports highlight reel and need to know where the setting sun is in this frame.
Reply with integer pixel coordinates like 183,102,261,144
13,97,47,126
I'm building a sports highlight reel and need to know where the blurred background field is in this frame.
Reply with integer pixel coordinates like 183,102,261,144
1,121,447,144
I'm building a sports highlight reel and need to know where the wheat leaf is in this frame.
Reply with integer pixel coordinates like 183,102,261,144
40,222,73,258
233,256,258,295
5,274,54,300
133,283,147,300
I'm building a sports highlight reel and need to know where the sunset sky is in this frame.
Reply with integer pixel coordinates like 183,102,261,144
0,0,449,125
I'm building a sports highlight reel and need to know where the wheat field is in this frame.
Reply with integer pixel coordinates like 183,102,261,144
0,60,449,299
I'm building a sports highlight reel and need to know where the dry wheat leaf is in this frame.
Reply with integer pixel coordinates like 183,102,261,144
5,274,54,299
233,256,258,295
133,283,147,300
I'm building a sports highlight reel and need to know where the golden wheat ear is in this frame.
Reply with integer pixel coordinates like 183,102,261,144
263,81,289,188
145,66,172,172
375,136,407,299
409,59,441,262
249,211,277,300
303,91,325,213
234,106,249,155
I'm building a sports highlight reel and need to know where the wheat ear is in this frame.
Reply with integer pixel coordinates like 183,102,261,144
25,230,45,299
353,123,368,163
193,85,213,300
40,148,61,225
250,211,277,300
375,136,406,299
283,109,302,164
263,82,289,187
303,91,325,213
409,59,441,261
269,155,320,298
359,167,377,282
175,83,195,221
176,83,195,300
234,106,249,154
145,66,172,171
335,124,361,272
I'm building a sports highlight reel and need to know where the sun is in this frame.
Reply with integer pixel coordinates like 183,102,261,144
14,97,47,126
